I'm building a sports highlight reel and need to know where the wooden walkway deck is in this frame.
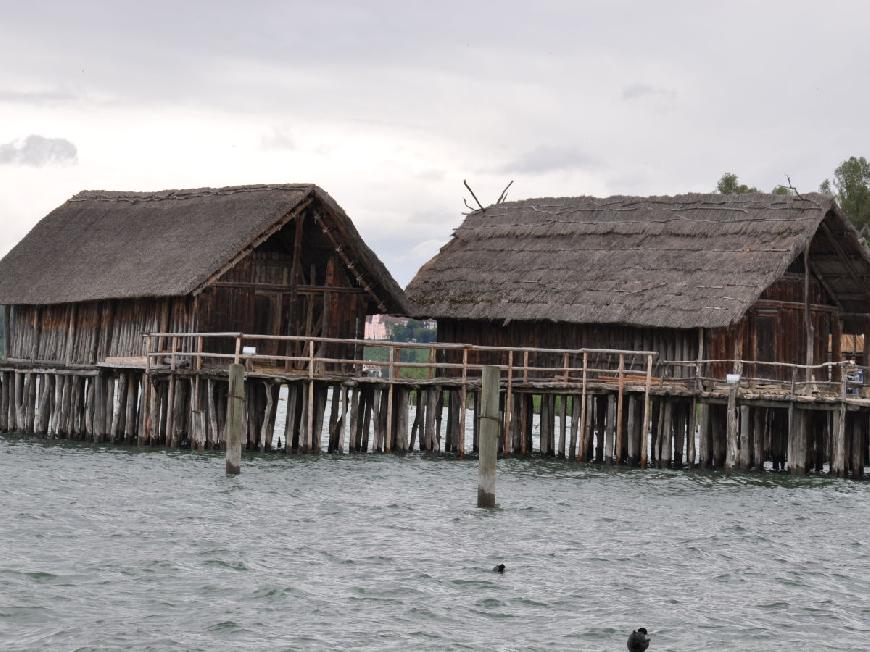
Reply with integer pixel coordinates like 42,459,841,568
0,332,867,478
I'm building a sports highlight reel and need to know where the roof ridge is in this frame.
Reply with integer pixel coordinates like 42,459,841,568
70,183,318,203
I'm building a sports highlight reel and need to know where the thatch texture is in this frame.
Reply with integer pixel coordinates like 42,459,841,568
0,184,410,314
407,193,870,329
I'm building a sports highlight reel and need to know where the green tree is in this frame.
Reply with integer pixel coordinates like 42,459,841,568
820,156,870,229
715,172,758,194
771,184,793,196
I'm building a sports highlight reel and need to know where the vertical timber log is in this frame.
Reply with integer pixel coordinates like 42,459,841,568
225,364,244,475
478,366,499,508
725,388,739,472
738,405,751,470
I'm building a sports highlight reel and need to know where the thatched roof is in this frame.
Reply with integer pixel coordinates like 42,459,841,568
0,184,410,314
407,193,870,329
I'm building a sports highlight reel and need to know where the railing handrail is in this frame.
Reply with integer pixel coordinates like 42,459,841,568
142,332,659,359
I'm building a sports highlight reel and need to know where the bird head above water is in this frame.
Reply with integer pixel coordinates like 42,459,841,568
627,627,650,651
492,564,506,574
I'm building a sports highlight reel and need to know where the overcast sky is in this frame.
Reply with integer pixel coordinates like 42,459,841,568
2,1,869,286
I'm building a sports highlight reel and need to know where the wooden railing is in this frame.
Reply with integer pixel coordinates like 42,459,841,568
143,333,658,458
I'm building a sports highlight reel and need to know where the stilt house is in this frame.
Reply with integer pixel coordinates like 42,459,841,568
406,193,870,382
0,184,410,367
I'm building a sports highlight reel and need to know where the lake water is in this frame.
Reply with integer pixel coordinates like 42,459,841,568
1,436,869,651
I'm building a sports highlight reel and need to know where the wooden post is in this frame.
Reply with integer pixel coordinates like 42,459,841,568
478,366,499,508
640,354,652,468
725,387,738,472
686,398,697,467
259,381,275,452
578,352,588,461
790,408,808,475
226,363,245,475
459,347,468,456
605,394,616,463
385,348,395,453
557,395,567,458
698,402,711,468
503,350,514,455
615,353,625,464
626,394,637,464
307,339,315,452
831,404,847,477
738,405,751,470
659,399,672,468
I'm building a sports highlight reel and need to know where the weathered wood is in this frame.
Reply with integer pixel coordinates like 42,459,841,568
424,388,438,452
672,402,685,468
13,372,23,432
698,402,711,468
752,407,764,470
626,394,637,464
207,379,219,447
60,374,72,438
259,381,276,452
83,377,94,437
327,384,341,452
570,393,581,460
831,404,847,476
124,373,137,442
790,409,808,475
850,413,864,479
738,405,751,470
557,395,567,458
687,398,697,467
605,394,616,463
338,384,349,452
615,355,625,463
659,399,672,468
284,383,299,453
725,389,739,472
23,373,34,434
395,386,408,452
146,376,159,445
0,372,8,432
226,363,245,474
348,386,361,452
35,374,52,434
478,366,499,508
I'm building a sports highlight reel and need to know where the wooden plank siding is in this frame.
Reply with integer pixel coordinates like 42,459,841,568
6,212,374,367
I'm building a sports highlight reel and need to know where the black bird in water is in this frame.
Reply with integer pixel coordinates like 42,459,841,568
492,564,506,574
627,627,650,651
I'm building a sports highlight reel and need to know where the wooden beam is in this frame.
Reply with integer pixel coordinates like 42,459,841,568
193,196,315,295
311,210,389,313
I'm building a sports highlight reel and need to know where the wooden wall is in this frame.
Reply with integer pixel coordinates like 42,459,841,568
437,273,845,382
7,297,192,365
6,211,376,366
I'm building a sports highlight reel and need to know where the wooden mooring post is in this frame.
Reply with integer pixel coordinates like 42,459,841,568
225,363,245,475
477,366,499,508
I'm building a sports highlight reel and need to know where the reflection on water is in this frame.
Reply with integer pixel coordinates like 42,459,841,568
0,436,868,651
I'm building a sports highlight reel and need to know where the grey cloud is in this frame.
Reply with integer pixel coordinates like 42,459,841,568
621,83,676,101
0,135,78,167
496,145,599,175
0,89,77,105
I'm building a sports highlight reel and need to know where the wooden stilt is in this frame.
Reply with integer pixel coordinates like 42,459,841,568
725,389,739,472
605,394,617,464
752,407,765,470
557,395,567,458
626,394,638,465
570,393,581,461
659,399,673,468
698,402,711,468
738,404,751,470
124,373,137,442
284,383,299,453
830,404,846,476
